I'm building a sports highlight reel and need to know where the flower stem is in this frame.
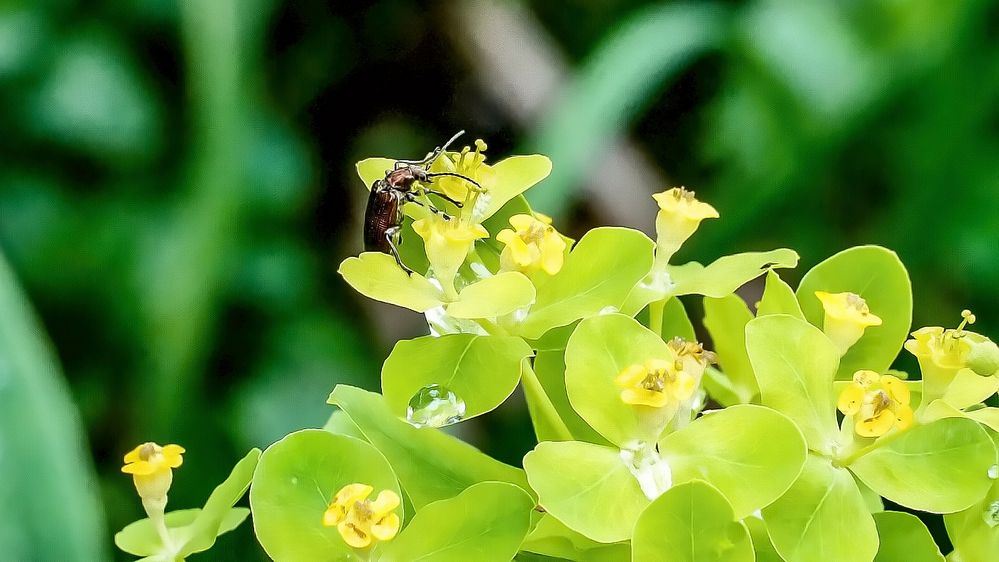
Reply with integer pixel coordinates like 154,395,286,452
520,360,574,442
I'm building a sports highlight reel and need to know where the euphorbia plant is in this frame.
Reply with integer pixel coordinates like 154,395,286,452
115,138,999,561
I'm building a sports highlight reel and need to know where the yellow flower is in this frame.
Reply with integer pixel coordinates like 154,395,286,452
838,370,912,438
122,442,185,501
904,310,998,403
412,215,489,297
814,291,882,354
428,138,493,203
652,187,718,265
496,213,567,276
322,483,401,549
666,337,717,381
614,359,696,408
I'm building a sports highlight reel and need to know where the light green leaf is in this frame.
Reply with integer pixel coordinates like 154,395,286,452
701,367,745,408
669,249,799,297
796,246,912,378
659,405,807,518
965,407,999,432
381,334,533,422
565,313,672,446
376,482,533,562
944,478,999,562
180,448,260,555
662,296,696,341
249,430,401,562
519,227,655,340
758,270,804,319
522,514,625,560
744,517,783,562
356,157,396,188
328,385,530,508
533,350,609,445
873,511,944,562
762,455,878,562
114,508,248,557
848,417,994,513
0,252,106,561
338,252,443,312
474,155,553,221
703,294,758,403
323,409,366,441
524,441,648,543
745,314,841,454
447,272,536,319
941,369,999,410
633,480,753,562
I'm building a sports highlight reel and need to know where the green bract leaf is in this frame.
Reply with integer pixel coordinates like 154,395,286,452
328,385,530,508
533,350,609,445
519,227,655,340
565,313,671,445
323,409,366,441
847,417,994,513
662,296,696,341
522,514,629,560
873,511,944,562
381,334,533,422
758,270,804,319
703,294,758,404
356,157,395,188
669,249,799,297
744,517,783,562
796,246,912,378
338,252,443,312
474,155,553,221
745,314,841,454
447,272,535,319
762,455,878,562
659,405,807,519
250,430,401,562
376,482,533,562
114,508,248,557
944,477,999,562
181,448,260,556
524,441,648,543
965,407,999,432
633,481,753,562
941,369,999,410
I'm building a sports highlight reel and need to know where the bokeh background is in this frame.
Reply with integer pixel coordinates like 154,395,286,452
0,0,996,559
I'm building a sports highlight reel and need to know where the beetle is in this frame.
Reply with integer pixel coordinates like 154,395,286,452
363,131,481,274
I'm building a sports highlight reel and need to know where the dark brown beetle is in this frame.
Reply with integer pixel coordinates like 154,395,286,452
364,131,481,274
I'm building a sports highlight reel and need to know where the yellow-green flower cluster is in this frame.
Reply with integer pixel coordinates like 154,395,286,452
322,483,401,549
837,370,912,438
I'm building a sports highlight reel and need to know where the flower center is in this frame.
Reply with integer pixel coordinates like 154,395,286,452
642,371,667,392
138,442,158,461
352,500,373,522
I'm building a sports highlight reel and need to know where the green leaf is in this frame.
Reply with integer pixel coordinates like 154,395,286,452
565,313,672,445
323,409,366,441
521,514,624,560
447,272,536,319
181,448,261,555
524,441,648,543
328,385,530,508
114,508,248,557
758,270,804,319
941,369,999,410
519,227,655,340
338,252,443,312
703,294,758,403
669,249,799,297
659,405,807,519
662,296,696,341
848,417,994,513
966,407,999,432
249,430,401,562
633,481,753,562
745,314,841,454
796,246,912,378
762,455,878,562
0,252,106,561
944,477,999,562
376,482,534,562
381,334,533,422
533,350,609,445
356,157,396,188
873,511,945,562
744,517,783,562
525,3,727,218
475,155,553,221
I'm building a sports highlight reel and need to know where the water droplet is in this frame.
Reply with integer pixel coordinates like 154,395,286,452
290,477,299,485
983,500,999,528
406,384,466,428
988,464,999,480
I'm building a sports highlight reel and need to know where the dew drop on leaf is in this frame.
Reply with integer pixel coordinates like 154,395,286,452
988,464,999,480
984,500,999,528
406,384,466,428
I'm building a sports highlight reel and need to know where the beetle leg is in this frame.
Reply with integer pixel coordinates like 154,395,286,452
404,193,453,220
384,226,413,275
421,188,464,208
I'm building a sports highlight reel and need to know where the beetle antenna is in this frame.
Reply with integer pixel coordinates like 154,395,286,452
393,130,466,168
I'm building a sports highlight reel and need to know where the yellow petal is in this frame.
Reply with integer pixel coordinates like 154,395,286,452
837,383,865,415
323,504,346,527
621,388,671,408
121,461,155,475
539,233,566,275
509,214,536,232
894,406,913,430
371,513,401,541
671,371,696,401
496,229,517,245
614,364,646,386
123,444,145,464
411,218,432,238
880,374,910,406
369,490,400,516
856,410,895,438
162,444,186,456
334,483,373,507
338,521,372,548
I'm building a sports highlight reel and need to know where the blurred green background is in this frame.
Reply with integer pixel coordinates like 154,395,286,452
0,0,996,559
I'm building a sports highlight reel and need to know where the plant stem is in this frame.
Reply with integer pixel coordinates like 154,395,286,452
520,360,574,442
